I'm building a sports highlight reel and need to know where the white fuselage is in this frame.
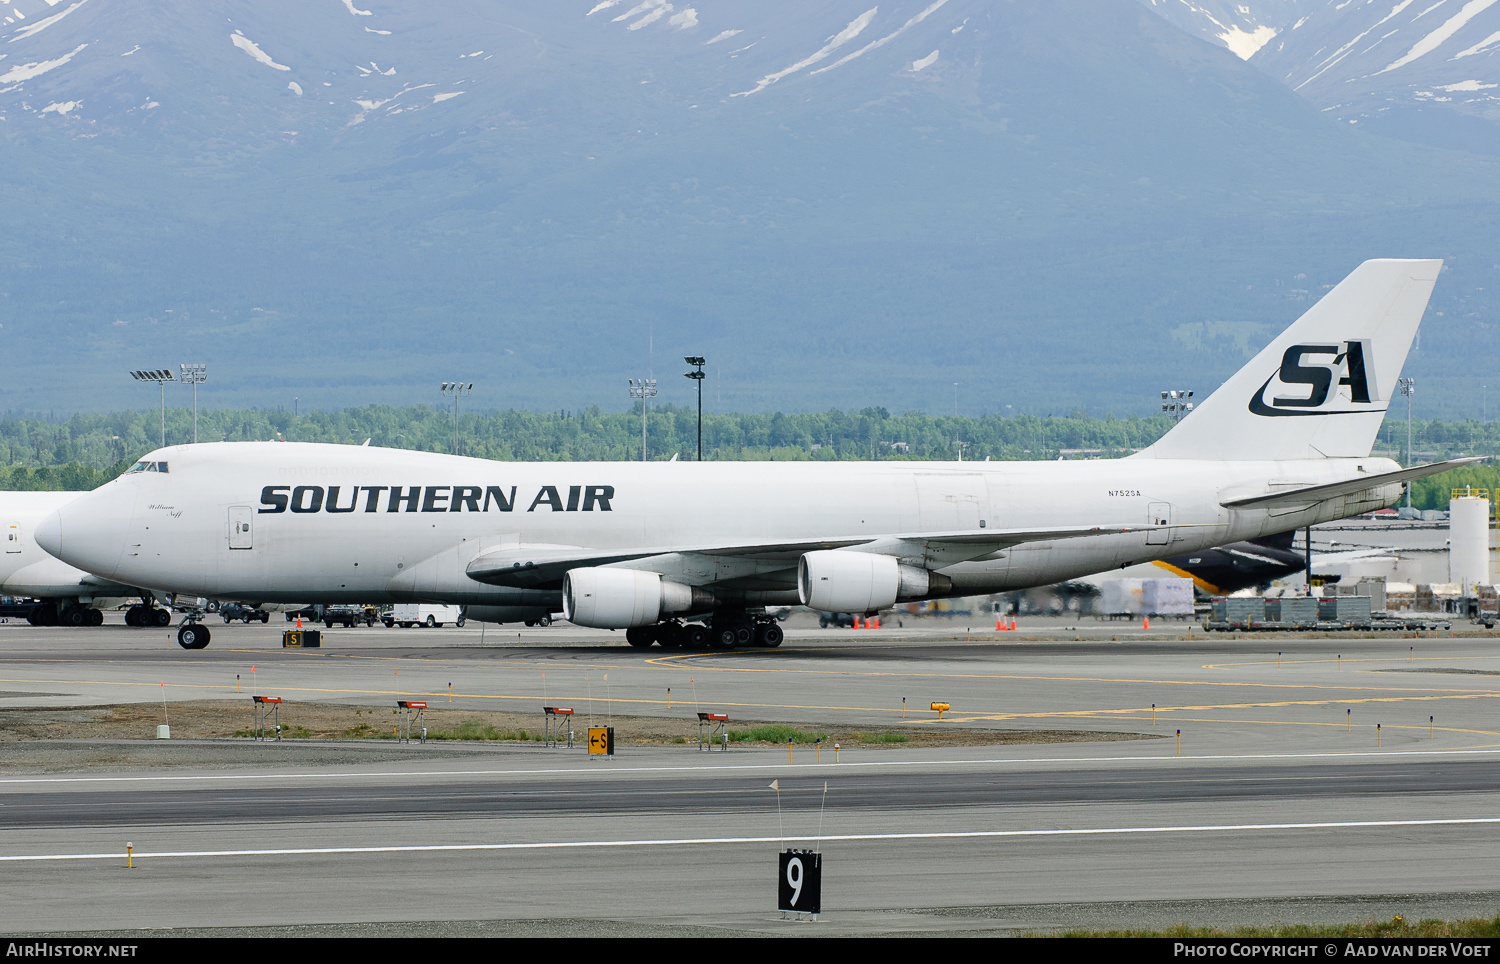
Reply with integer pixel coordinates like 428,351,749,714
36,442,1402,608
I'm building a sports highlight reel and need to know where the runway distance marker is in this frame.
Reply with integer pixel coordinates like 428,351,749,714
9,816,1500,864
779,849,822,917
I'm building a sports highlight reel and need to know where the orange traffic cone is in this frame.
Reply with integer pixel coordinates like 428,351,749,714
996,617,1004,631
853,615,862,629
871,617,880,629
1143,616,1150,630
1010,618,1017,631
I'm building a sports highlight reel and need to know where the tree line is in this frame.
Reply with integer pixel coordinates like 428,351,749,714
1,404,1496,511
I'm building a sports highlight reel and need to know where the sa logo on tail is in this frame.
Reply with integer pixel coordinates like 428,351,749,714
1249,340,1377,417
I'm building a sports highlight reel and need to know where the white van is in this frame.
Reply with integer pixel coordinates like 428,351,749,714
383,604,464,628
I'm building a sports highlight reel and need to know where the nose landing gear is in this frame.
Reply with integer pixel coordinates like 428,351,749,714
176,619,211,650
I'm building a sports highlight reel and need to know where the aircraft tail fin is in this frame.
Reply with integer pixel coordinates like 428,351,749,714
1135,259,1441,462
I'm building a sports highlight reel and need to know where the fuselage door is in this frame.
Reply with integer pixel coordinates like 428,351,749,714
1146,502,1173,545
915,474,990,531
229,506,253,550
4,523,19,553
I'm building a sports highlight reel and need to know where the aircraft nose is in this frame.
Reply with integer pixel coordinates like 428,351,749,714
37,492,130,579
35,511,61,558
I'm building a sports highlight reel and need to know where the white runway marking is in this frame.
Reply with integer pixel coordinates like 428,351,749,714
3,746,1500,786
7,817,1500,863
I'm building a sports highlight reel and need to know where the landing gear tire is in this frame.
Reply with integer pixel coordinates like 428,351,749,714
154,608,171,627
87,609,104,626
757,623,784,648
177,623,211,650
61,606,88,628
626,626,655,648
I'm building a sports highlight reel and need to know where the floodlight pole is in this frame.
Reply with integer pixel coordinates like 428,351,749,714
130,369,175,447
1160,389,1194,422
1399,377,1416,508
179,364,207,443
440,382,474,456
629,378,657,462
684,356,705,461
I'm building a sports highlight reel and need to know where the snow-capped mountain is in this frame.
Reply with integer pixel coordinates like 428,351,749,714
0,1,1496,416
1135,0,1307,59
0,0,991,141
1132,0,1500,154
1254,0,1500,154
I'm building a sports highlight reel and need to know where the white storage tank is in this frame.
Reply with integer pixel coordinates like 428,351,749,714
1449,489,1491,592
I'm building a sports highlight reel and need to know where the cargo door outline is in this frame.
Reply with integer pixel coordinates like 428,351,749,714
229,506,253,550
914,474,989,532
1146,502,1173,546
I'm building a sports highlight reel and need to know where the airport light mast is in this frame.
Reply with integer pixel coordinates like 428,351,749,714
130,369,175,447
684,356,705,461
440,381,474,456
1399,377,1416,509
1160,389,1194,422
179,363,207,443
629,377,657,462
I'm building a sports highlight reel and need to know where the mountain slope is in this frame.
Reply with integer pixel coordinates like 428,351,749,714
0,0,1496,418
1253,0,1500,155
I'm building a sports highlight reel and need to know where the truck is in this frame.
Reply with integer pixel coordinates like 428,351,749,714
382,604,464,628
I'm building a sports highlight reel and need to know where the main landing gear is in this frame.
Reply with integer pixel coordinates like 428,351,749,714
124,604,172,628
26,603,104,627
625,612,784,650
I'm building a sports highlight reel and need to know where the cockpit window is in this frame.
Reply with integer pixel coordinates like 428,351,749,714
125,461,168,474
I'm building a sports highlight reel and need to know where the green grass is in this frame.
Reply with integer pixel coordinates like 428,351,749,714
854,733,910,744
728,724,829,745
417,718,551,742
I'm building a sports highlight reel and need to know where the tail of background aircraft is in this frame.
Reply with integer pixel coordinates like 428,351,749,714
1136,258,1441,462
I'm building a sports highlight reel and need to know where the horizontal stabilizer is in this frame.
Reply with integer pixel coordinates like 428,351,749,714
1220,457,1487,509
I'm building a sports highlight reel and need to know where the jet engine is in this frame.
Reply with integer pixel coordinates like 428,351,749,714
562,567,707,629
797,550,944,613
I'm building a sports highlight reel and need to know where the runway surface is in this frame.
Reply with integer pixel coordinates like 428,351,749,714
2,617,1500,935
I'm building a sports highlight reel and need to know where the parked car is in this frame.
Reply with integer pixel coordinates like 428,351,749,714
818,611,855,629
221,603,271,624
323,605,375,628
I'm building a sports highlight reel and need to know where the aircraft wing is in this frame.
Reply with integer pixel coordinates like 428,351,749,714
1220,457,1487,510
465,523,1165,589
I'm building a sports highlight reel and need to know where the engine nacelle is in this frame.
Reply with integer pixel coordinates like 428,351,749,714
797,551,945,613
562,568,704,629
797,551,893,613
